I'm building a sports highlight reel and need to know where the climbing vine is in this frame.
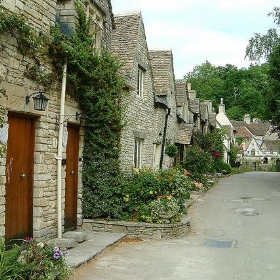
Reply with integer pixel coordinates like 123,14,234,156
0,3,126,218
49,3,126,219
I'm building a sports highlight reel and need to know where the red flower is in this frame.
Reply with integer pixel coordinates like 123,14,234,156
213,151,221,159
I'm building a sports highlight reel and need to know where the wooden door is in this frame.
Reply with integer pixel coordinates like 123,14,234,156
5,114,35,241
64,125,79,231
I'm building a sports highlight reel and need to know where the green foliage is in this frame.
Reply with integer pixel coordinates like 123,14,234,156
184,61,272,121
183,145,213,176
0,238,23,279
183,130,230,176
245,7,280,62
0,9,42,56
148,198,181,224
164,142,179,157
0,238,73,279
245,6,280,128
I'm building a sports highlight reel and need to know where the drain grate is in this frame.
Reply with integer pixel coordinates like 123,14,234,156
204,240,236,248
236,208,259,216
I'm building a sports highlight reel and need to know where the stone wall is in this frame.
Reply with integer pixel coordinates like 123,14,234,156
0,0,113,240
81,216,191,239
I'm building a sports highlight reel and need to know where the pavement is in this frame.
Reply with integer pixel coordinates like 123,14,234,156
63,193,202,269
65,231,126,268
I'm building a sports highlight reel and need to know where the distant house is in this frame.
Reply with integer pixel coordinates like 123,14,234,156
232,115,279,162
216,99,236,163
175,80,195,164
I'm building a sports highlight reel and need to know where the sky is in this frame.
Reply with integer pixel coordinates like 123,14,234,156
111,0,280,79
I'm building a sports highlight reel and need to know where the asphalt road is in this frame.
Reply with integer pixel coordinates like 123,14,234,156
74,172,280,280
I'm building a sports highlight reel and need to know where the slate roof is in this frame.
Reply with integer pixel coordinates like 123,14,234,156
234,125,253,139
246,123,270,137
111,12,142,76
262,140,280,153
149,49,175,96
176,123,194,145
231,120,270,137
175,79,187,107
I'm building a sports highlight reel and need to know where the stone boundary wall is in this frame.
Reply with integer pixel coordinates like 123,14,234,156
81,216,192,240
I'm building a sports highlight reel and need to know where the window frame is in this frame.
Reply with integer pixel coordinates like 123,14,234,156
134,138,143,169
137,66,145,97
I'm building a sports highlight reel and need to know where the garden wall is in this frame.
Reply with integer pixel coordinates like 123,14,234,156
81,216,191,240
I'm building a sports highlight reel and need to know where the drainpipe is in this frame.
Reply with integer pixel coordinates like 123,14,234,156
159,107,171,169
56,62,67,238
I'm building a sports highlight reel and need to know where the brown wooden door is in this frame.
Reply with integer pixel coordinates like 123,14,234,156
64,125,79,231
5,114,35,241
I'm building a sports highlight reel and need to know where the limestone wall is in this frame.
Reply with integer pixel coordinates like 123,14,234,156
0,0,112,240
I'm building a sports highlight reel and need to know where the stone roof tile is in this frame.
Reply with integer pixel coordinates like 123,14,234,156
111,12,142,76
189,98,200,114
149,49,174,96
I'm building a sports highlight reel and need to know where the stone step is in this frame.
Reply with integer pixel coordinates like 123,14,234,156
53,237,78,249
63,231,87,243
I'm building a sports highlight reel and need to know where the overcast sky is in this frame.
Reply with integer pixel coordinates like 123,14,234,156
111,0,280,79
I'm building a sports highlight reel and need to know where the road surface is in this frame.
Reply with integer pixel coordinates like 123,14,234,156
74,172,280,280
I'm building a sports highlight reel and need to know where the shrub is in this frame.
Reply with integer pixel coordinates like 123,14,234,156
183,145,213,175
119,167,192,222
0,238,73,280
147,197,181,224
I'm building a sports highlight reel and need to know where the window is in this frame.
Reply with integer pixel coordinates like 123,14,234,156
251,149,255,156
86,4,103,49
137,66,144,97
134,138,143,168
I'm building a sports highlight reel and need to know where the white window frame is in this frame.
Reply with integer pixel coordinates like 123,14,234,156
134,138,143,169
137,66,144,97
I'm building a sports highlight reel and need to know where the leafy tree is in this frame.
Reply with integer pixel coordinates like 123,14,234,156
245,7,280,62
245,7,280,128
184,61,270,121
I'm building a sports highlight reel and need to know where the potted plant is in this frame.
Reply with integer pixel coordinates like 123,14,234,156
165,143,178,158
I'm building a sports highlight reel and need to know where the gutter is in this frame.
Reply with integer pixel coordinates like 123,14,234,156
56,62,67,238
159,107,171,169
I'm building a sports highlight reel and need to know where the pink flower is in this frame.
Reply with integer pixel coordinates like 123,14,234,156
194,182,203,189
184,169,191,176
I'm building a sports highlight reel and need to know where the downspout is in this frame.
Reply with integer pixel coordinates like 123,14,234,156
56,62,67,238
159,107,171,169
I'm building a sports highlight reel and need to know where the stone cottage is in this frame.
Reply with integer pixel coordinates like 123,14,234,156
111,11,157,171
149,49,178,169
175,79,195,164
0,0,114,241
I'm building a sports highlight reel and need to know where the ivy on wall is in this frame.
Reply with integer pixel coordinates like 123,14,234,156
0,3,127,219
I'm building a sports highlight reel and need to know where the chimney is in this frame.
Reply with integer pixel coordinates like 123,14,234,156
204,100,213,113
244,114,250,124
218,98,225,114
187,83,196,99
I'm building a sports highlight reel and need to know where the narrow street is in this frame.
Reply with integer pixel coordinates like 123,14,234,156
74,172,280,280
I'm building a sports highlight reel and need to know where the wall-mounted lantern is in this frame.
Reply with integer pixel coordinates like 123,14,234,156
25,91,50,111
